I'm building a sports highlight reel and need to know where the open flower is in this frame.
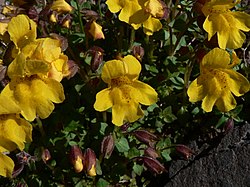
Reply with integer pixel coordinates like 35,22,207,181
51,0,73,14
1,76,65,121
187,48,249,112
94,55,158,126
0,113,32,178
202,0,250,49
106,0,165,35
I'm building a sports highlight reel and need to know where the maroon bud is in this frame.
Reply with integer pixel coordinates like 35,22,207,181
49,33,68,51
101,134,115,159
160,1,170,20
66,60,79,79
223,118,234,134
120,122,130,132
175,144,195,160
41,148,51,163
70,145,84,173
133,129,159,147
81,9,100,21
136,156,166,175
87,46,104,71
132,45,144,61
144,147,159,159
84,148,97,176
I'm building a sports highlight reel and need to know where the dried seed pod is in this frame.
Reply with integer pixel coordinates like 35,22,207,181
41,148,51,163
133,129,159,147
144,147,159,159
175,144,195,160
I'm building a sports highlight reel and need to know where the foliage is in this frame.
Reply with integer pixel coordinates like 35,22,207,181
0,0,250,186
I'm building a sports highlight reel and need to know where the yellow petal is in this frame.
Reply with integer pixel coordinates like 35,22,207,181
0,114,32,151
0,153,14,178
230,12,250,32
187,77,206,103
94,88,113,111
8,14,37,49
110,87,144,126
51,0,73,14
215,91,236,112
144,0,164,18
6,77,65,121
132,80,158,105
101,59,127,84
0,93,20,115
119,1,147,25
0,22,8,35
122,55,141,80
142,17,162,35
7,52,26,79
201,48,230,69
221,69,250,96
106,0,123,13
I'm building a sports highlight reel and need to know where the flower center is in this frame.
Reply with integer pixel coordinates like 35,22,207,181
111,76,131,87
209,69,228,90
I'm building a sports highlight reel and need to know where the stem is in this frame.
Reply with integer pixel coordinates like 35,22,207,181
36,117,45,137
75,0,84,34
129,28,135,51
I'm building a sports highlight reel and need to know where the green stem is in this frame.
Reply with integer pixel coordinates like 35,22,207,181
36,117,45,137
75,0,84,34
129,28,135,51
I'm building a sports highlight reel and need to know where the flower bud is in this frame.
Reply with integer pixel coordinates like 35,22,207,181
144,147,159,159
66,60,79,79
132,45,144,61
70,145,84,173
133,129,159,147
175,144,195,160
41,149,51,163
61,14,72,29
101,134,114,159
50,12,58,23
84,148,97,176
87,46,104,71
136,156,166,175
223,118,234,135
85,20,105,40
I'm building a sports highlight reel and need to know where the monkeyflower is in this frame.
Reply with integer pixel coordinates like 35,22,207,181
94,55,158,126
87,21,105,40
0,95,32,177
51,0,73,14
187,48,249,112
202,0,250,49
106,0,165,35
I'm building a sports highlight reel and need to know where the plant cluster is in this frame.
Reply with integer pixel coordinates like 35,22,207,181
0,0,249,186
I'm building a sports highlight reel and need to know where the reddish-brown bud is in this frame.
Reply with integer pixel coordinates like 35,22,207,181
223,118,234,135
84,148,97,176
66,60,79,79
41,149,51,163
70,145,84,173
144,147,159,159
175,144,195,160
136,156,166,175
101,134,115,159
87,46,104,71
133,130,159,147
132,45,144,61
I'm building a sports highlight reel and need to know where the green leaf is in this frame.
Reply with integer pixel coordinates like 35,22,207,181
133,163,144,176
161,149,172,162
96,178,110,187
115,137,130,153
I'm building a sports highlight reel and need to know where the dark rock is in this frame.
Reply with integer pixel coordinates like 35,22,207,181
165,122,250,187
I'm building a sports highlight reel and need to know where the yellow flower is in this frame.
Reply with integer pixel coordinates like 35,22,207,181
7,14,37,49
187,48,250,112
202,0,250,49
94,55,158,126
8,38,69,82
1,76,65,121
0,151,14,178
106,0,164,35
0,114,32,178
51,0,73,14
